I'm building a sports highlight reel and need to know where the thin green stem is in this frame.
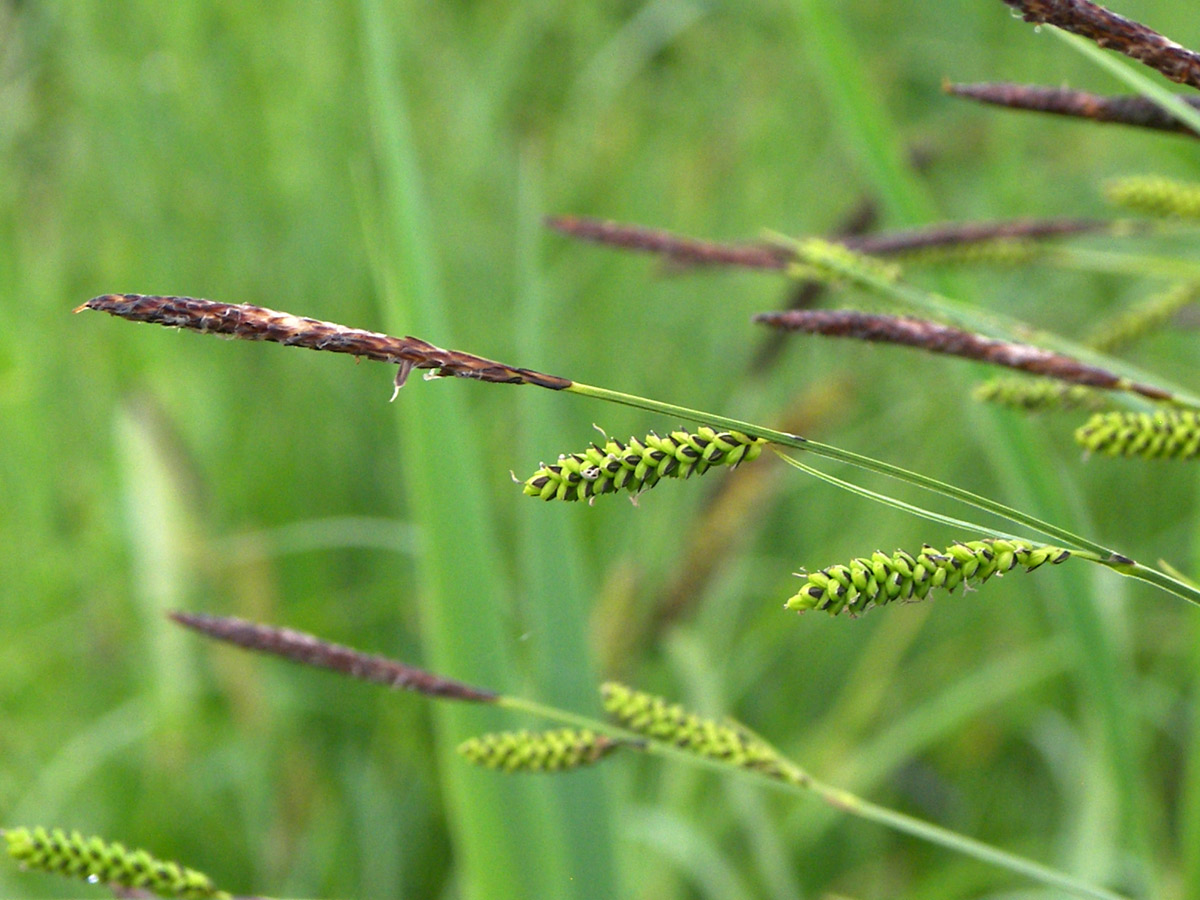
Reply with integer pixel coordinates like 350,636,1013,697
495,695,1128,900
564,381,1200,609
803,777,1129,900
773,448,1083,552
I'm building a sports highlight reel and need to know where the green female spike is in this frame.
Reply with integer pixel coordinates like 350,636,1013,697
457,729,619,773
600,683,804,784
788,539,1071,616
3,827,229,899
1076,411,1200,460
523,426,765,503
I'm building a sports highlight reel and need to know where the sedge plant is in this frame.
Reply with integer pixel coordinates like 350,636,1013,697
20,1,1200,898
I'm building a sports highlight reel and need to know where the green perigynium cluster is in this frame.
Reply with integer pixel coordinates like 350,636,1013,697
600,683,802,783
1075,410,1200,459
786,237,902,285
457,729,618,773
3,827,228,899
972,376,1104,411
1084,282,1200,353
523,426,765,502
1104,175,1200,219
787,539,1072,616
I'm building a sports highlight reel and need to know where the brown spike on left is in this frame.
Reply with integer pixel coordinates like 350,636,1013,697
79,294,572,390
170,612,499,702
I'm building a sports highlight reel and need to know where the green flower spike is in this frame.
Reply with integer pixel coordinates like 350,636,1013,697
786,237,902,285
787,539,1072,617
601,683,803,784
523,426,765,503
3,826,228,899
972,376,1105,411
1075,410,1200,460
1104,175,1200,219
457,729,619,773
1084,282,1200,354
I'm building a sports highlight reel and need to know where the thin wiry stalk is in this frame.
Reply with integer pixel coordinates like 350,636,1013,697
169,614,1130,900
77,294,570,392
1000,0,1200,90
545,214,1109,271
945,82,1200,138
168,612,498,702
752,309,1174,402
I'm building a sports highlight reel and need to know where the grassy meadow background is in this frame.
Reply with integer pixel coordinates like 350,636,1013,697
3,1,1200,897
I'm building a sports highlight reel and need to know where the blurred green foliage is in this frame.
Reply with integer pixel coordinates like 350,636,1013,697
3,1,1200,897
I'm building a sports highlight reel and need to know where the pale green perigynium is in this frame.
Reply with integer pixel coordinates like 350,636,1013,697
1104,175,1200,219
1083,282,1200,354
523,426,765,502
600,682,804,784
457,729,619,773
785,236,902,285
972,376,1106,412
787,539,1072,617
3,826,228,899
1076,410,1200,459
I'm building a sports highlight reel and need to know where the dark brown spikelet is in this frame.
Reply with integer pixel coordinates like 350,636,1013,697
1001,0,1200,90
545,215,790,270
169,612,498,702
753,309,1173,401
946,82,1200,139
841,218,1109,256
78,294,571,391
546,215,1108,272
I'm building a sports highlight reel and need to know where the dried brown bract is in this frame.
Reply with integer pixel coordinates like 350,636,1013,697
78,294,571,391
170,612,498,702
753,309,1172,401
946,82,1200,138
1001,0,1200,90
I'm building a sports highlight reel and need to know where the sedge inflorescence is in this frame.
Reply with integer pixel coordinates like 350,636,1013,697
3,827,227,899
600,683,802,783
972,376,1104,411
1104,175,1200,219
457,729,618,773
523,426,766,503
1075,410,1200,460
787,539,1071,617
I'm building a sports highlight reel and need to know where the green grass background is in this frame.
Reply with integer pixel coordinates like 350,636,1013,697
3,1,1200,897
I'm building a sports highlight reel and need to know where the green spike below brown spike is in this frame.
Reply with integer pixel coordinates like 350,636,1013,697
457,729,620,773
788,539,1072,617
3,826,229,899
1104,175,1200,219
523,426,765,503
600,683,804,784
1076,410,1200,460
